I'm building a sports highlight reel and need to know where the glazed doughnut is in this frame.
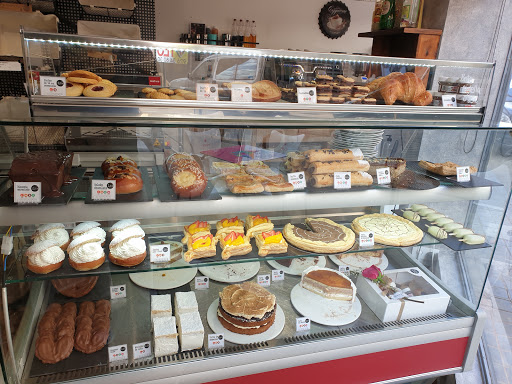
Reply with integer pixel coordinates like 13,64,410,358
67,70,102,82
66,76,99,85
66,82,84,96
83,83,116,97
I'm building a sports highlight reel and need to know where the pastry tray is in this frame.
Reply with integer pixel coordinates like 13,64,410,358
85,167,153,204
391,209,492,251
152,166,221,202
29,279,111,377
0,167,86,207
407,161,503,188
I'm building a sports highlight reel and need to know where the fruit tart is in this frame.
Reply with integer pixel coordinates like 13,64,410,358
245,214,274,238
182,220,211,244
219,231,252,260
183,233,217,263
255,230,288,257
215,216,245,239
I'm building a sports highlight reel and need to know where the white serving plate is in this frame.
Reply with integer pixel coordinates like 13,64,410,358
206,298,285,344
129,259,197,290
198,261,260,283
329,253,389,272
267,256,326,276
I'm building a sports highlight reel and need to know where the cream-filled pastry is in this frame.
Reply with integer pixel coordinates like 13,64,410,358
25,240,65,274
109,219,140,233
32,223,70,250
109,232,147,267
111,225,145,239
71,221,106,245
67,234,105,271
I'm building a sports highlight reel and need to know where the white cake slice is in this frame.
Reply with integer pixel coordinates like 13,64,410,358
174,291,198,318
151,294,172,322
153,316,178,357
177,311,204,351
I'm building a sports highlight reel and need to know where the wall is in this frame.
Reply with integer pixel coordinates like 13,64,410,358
155,0,374,54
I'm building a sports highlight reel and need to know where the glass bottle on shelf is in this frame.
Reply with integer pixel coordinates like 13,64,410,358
237,19,244,47
250,20,257,48
371,0,384,31
243,20,251,47
230,19,237,46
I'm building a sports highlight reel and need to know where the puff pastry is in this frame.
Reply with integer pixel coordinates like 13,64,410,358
255,231,288,257
245,215,274,238
219,232,252,260
215,217,245,239
182,220,211,244
184,233,217,262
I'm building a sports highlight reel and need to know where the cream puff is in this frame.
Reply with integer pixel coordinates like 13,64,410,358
25,240,65,274
109,232,147,267
32,223,70,251
109,219,145,239
67,234,105,271
111,225,145,239
71,221,106,246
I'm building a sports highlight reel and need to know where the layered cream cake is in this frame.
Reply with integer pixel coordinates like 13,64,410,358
300,266,356,302
177,311,204,351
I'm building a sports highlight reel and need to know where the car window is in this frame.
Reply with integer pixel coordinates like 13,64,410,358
190,56,216,81
216,58,258,81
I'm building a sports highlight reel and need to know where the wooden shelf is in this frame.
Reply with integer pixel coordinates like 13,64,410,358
358,28,443,38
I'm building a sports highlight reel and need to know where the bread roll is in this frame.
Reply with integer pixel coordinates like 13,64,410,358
309,171,373,188
307,160,370,175
304,148,363,162
166,154,207,198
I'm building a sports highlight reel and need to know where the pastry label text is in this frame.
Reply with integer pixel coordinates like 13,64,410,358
296,317,310,332
150,244,171,263
110,284,127,299
92,180,116,201
257,274,271,287
334,172,351,189
196,83,219,101
376,168,391,184
359,231,375,247
287,171,307,190
297,87,317,104
14,182,41,204
272,269,285,281
456,166,471,182
231,84,253,102
108,345,128,362
208,334,224,349
40,76,66,96
133,341,152,359
195,276,209,290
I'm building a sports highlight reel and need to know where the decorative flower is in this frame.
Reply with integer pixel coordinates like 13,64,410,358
362,265,382,281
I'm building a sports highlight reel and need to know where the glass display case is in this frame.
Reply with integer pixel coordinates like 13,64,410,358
0,32,508,384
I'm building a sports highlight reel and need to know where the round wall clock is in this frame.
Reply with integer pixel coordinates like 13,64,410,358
318,1,351,39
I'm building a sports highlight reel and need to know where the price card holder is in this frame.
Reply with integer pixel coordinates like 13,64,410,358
334,172,351,189
110,284,126,300
149,244,170,263
297,87,317,104
338,265,350,274
231,84,252,102
108,345,128,363
133,341,152,359
40,76,66,96
195,276,209,290
271,269,284,281
91,180,116,201
376,168,391,185
14,182,41,204
359,232,374,248
442,94,457,107
296,317,311,332
196,83,219,101
208,334,224,349
156,48,173,63
456,166,471,182
257,274,270,287
287,171,307,190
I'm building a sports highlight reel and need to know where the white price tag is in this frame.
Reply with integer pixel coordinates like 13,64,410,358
359,232,375,247
108,345,128,362
231,84,252,102
442,94,457,107
208,334,224,349
287,171,307,190
155,48,173,63
0,62,22,71
196,83,219,101
334,172,351,189
133,341,152,359
14,182,41,204
195,276,209,290
338,265,350,274
150,244,171,263
40,76,66,96
257,274,271,287
296,317,311,332
91,180,116,201
272,269,284,281
456,166,471,182
376,168,391,184
297,87,317,104
110,284,126,299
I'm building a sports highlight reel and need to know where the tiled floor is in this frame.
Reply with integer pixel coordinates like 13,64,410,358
456,201,512,384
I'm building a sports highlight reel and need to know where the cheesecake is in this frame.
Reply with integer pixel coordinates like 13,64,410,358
300,266,355,302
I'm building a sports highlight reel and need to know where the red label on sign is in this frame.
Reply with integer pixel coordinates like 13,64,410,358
148,77,161,86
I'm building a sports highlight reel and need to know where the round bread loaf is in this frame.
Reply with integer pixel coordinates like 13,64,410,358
166,155,207,198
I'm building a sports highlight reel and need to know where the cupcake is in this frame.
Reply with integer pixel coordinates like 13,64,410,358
67,234,105,271
25,240,65,274
32,223,70,251
109,232,147,267
71,221,106,246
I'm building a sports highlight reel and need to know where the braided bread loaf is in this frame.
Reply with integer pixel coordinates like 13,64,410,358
74,300,111,354
368,72,433,106
35,303,77,364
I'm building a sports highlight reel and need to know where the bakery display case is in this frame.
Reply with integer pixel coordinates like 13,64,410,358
0,32,509,384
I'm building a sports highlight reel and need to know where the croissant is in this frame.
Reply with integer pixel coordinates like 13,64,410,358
368,72,433,106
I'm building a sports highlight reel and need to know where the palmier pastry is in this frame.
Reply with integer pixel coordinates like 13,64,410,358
66,82,84,96
35,302,76,364
51,276,99,298
25,240,65,274
67,234,105,271
165,153,207,198
32,223,70,251
109,231,147,267
74,300,111,354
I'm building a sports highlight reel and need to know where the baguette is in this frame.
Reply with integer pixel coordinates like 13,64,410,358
307,160,370,175
303,148,363,162
308,171,373,188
